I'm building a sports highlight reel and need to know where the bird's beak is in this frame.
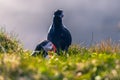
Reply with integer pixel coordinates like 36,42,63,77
52,44,56,52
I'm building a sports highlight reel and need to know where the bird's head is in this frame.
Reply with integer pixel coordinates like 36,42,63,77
42,40,56,53
43,41,56,58
31,40,56,57
54,9,64,18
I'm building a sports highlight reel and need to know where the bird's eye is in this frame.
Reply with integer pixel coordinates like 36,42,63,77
49,44,52,46
48,43,52,46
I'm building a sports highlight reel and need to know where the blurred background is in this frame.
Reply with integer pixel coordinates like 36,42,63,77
0,0,120,50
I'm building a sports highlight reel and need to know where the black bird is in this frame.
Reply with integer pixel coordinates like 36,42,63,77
47,10,72,53
31,40,56,58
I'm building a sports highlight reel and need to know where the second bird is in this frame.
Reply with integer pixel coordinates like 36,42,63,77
47,10,72,53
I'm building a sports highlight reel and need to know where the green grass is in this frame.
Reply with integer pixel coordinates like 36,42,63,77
0,28,120,80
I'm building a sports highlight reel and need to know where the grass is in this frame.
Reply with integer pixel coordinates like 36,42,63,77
0,28,120,80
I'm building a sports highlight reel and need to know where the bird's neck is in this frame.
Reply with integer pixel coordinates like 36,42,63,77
53,16,63,28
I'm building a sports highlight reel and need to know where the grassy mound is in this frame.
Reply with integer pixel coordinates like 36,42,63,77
0,28,120,80
0,46,120,80
0,28,23,53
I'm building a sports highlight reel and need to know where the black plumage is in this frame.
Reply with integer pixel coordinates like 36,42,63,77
47,10,72,53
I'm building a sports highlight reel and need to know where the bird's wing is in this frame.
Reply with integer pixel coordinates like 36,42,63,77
62,28,72,46
48,25,53,33
47,25,54,41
